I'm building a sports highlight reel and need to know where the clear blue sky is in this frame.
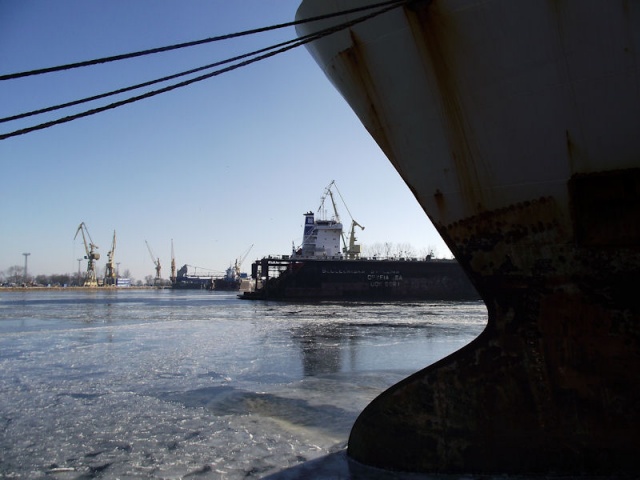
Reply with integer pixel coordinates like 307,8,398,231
0,0,451,282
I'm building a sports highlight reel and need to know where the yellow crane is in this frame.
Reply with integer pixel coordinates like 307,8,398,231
104,230,117,286
74,222,100,287
145,240,162,286
319,180,365,259
318,180,341,223
346,220,365,259
170,239,176,284
233,243,254,278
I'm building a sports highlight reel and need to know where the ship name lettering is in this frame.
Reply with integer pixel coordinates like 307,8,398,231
368,274,391,281
322,268,365,274
368,270,400,275
369,280,401,287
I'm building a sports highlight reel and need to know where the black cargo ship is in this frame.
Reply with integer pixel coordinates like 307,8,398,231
241,255,477,300
241,182,478,301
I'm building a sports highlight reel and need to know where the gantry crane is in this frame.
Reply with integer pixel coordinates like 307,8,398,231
145,240,162,286
104,230,117,286
74,222,100,287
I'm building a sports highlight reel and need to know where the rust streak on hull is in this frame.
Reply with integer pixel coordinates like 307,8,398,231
350,178,640,473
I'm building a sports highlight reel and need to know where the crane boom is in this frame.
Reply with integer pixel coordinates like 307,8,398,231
145,240,162,285
318,180,341,222
230,243,253,279
237,244,254,269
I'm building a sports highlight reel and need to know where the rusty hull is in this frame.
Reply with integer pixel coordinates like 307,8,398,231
297,0,640,474
349,179,640,474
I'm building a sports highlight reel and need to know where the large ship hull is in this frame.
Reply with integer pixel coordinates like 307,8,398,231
241,257,478,300
171,276,213,290
213,278,241,291
297,0,640,475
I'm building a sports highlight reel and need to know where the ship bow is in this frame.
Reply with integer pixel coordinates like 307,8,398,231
297,0,640,474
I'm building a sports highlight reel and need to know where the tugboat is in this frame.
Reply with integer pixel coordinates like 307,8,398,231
296,0,640,475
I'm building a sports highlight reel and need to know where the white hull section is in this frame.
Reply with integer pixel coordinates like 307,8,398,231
298,0,640,226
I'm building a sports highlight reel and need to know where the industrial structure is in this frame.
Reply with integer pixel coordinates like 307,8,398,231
213,244,253,290
318,180,364,260
170,239,176,284
104,231,117,286
74,222,100,287
66,223,207,288
145,240,162,286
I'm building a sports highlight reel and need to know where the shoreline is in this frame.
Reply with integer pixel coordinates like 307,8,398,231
0,286,160,292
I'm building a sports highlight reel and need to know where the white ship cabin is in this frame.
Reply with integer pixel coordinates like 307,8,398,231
294,211,343,259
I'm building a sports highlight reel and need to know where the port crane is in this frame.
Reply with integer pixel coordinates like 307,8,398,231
74,222,100,287
104,230,117,286
319,180,364,259
221,244,254,286
170,239,176,284
318,180,341,223
346,219,365,259
234,244,253,276
145,240,162,286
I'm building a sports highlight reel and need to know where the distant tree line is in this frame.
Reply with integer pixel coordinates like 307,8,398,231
361,242,443,260
0,265,77,286
0,266,139,287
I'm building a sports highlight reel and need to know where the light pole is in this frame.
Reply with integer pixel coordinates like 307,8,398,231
77,258,82,286
22,253,30,284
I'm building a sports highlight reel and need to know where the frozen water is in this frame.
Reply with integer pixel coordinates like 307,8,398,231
0,289,487,479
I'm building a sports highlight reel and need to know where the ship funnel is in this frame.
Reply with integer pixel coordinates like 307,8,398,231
300,211,316,257
303,211,314,237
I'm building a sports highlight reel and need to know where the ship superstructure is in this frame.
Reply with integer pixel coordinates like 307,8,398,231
294,179,358,260
296,211,343,259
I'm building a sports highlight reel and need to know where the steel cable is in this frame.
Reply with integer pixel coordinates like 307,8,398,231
0,0,406,81
0,0,407,140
